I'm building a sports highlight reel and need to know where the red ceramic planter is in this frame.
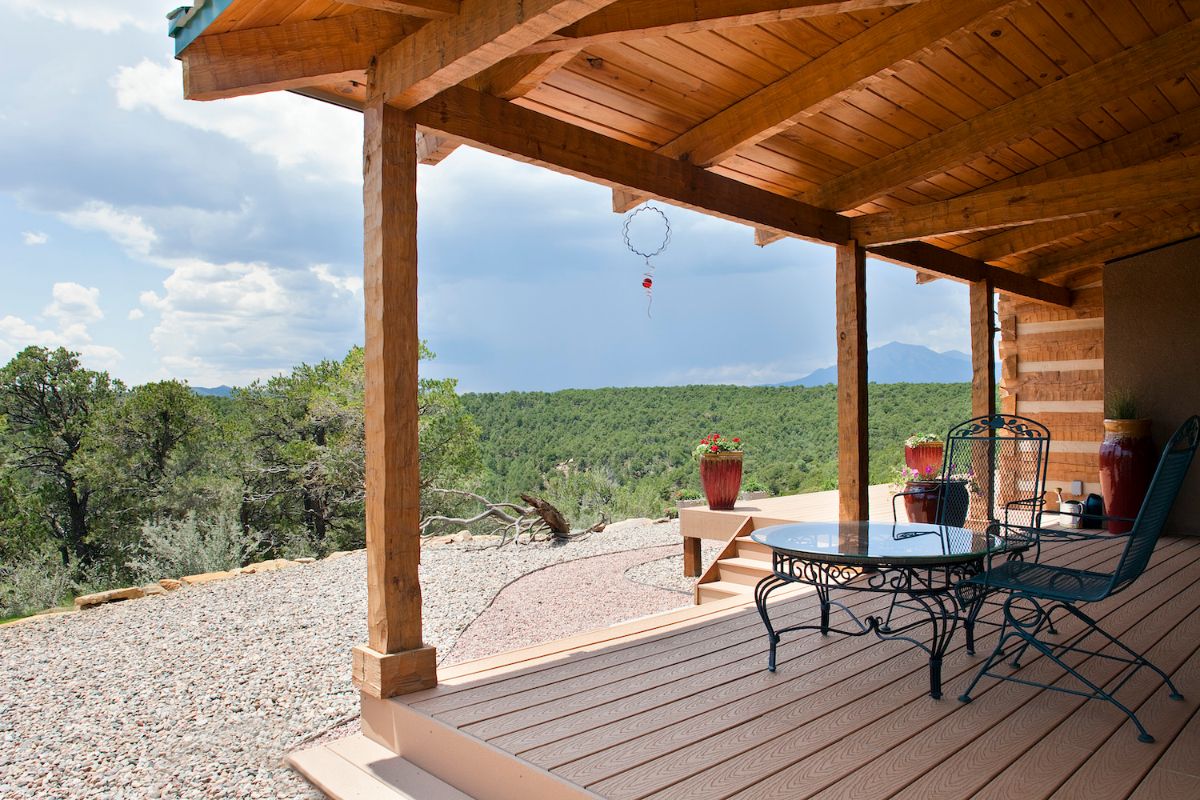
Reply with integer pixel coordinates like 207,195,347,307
904,442,944,477
1099,418,1155,534
699,452,743,510
902,481,942,523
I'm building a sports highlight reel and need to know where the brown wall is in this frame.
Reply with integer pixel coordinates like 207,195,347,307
998,288,1104,510
1105,237,1200,535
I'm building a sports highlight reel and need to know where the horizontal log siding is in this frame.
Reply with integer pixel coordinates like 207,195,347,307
999,287,1104,505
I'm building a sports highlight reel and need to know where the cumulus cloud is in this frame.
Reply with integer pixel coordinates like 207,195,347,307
0,284,122,370
21,231,48,245
60,200,157,257
111,59,362,184
0,0,163,33
127,308,145,321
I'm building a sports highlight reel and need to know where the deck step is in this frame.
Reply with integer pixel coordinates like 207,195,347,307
735,536,772,560
289,734,475,800
717,556,773,586
697,579,756,603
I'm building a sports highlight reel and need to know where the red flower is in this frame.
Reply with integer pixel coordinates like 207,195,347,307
733,438,740,443
712,434,720,440
710,445,719,452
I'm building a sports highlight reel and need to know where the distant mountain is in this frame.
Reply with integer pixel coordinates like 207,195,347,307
780,342,972,387
192,385,234,397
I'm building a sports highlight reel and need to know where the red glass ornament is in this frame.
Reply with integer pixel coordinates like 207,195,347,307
642,277,653,288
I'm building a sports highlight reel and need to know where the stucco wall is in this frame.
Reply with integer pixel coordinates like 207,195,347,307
1105,237,1200,535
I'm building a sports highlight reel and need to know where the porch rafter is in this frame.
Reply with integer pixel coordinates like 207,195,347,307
1026,210,1200,279
338,0,461,18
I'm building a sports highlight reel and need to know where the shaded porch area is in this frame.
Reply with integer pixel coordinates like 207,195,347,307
295,533,1200,799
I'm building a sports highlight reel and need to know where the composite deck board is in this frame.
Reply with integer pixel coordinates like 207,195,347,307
387,536,1200,800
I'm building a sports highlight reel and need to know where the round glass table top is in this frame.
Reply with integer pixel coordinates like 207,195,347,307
750,521,1005,565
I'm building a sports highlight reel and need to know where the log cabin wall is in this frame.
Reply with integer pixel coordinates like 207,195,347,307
1104,237,1200,535
998,288,1104,511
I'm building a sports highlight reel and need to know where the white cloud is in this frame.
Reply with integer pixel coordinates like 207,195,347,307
0,284,122,371
127,308,145,321
21,231,48,246
1,0,163,33
60,200,157,257
311,264,363,296
44,282,104,326
111,59,362,184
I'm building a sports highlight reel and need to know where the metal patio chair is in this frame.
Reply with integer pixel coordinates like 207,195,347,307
892,414,1051,538
957,415,1200,743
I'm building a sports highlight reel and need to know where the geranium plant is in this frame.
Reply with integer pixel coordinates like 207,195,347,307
904,432,943,448
694,433,743,459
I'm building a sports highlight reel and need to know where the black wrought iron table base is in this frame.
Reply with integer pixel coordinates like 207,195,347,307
754,552,986,699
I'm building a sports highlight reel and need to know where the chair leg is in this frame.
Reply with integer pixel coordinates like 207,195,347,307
959,629,1021,703
1054,603,1185,701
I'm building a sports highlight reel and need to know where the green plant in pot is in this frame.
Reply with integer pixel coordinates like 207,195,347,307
891,464,973,526
1100,388,1154,534
694,433,743,511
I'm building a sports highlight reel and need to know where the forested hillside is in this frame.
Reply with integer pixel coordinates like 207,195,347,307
463,382,971,518
1,344,969,618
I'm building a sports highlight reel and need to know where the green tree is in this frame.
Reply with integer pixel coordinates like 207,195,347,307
0,346,122,565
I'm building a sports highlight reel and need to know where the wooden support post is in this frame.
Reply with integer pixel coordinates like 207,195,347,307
970,278,997,523
836,241,869,522
683,536,702,578
354,86,437,698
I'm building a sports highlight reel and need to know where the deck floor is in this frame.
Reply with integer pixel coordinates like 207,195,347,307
393,534,1200,800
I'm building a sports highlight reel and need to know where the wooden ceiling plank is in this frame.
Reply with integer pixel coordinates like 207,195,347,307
815,18,1200,211
338,0,461,18
181,10,417,100
1027,211,1200,278
411,85,849,243
851,155,1200,245
519,0,922,53
373,0,618,109
954,213,1125,262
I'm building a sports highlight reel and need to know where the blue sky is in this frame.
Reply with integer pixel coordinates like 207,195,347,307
0,1,973,392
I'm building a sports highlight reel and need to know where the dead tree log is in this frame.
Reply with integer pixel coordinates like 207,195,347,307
519,493,570,534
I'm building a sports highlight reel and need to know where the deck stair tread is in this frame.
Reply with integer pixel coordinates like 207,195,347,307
289,735,475,800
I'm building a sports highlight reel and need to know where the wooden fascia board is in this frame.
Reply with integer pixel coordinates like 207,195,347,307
520,0,922,53
815,18,1200,211
408,86,849,244
1026,213,1200,278
849,156,1200,245
181,11,416,101
869,242,1072,307
372,0,618,109
338,0,461,18
651,0,1016,169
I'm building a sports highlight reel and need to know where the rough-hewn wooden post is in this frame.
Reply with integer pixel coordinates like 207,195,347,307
352,79,437,698
836,241,869,523
970,278,997,523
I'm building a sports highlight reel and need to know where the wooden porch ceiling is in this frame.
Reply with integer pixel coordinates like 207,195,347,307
176,0,1200,303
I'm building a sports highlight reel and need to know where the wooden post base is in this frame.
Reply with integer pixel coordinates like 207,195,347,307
353,644,437,698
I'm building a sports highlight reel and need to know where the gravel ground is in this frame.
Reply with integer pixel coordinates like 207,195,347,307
0,519,692,799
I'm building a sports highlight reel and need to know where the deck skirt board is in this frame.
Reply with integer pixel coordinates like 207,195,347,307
368,536,1200,800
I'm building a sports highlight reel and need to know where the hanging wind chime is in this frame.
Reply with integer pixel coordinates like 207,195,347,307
622,203,671,318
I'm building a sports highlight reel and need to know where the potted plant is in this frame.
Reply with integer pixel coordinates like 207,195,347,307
1099,389,1154,534
694,433,743,510
892,465,973,526
904,433,944,476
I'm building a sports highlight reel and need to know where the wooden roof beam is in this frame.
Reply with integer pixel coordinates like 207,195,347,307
815,19,1200,211
955,213,1127,263
614,0,1014,212
869,242,1071,307
521,0,923,54
409,86,849,244
373,0,618,109
850,156,1200,245
181,11,418,101
339,0,461,18
1026,212,1200,279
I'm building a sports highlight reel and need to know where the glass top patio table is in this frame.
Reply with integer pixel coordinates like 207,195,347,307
751,521,1006,566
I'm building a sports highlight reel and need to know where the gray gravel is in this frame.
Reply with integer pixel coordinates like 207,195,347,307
0,519,691,799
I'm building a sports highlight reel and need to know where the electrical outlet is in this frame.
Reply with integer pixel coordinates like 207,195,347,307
1070,480,1083,496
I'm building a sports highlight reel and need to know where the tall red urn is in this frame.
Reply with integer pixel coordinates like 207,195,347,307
699,452,743,510
1099,419,1155,534
904,442,944,477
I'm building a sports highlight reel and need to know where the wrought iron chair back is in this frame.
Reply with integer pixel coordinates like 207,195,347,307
939,414,1050,529
1108,414,1200,595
